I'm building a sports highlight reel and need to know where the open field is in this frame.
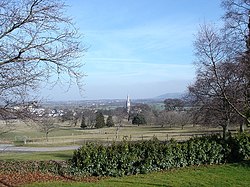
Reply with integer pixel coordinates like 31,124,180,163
24,161,250,187
0,120,239,146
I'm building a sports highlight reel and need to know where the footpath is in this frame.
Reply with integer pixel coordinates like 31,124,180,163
0,144,80,152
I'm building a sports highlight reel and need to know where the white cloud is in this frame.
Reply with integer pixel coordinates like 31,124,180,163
85,58,195,84
83,17,196,60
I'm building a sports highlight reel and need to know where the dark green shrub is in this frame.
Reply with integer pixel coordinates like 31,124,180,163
226,133,250,162
187,136,224,165
95,112,105,128
106,115,115,127
132,114,146,125
80,116,87,129
70,133,250,177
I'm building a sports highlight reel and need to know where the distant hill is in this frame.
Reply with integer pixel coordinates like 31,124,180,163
155,93,184,99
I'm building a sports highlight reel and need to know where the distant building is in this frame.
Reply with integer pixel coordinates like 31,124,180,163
126,95,131,114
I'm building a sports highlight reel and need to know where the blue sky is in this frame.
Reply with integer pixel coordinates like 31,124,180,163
42,0,223,100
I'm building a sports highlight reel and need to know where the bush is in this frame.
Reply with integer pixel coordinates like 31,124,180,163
106,115,115,127
80,116,87,129
95,112,105,128
187,136,224,165
70,133,250,177
226,133,250,162
132,114,146,125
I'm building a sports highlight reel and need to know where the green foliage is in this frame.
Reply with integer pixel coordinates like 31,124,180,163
225,133,250,162
187,136,224,165
106,115,114,127
80,116,87,129
71,133,250,177
95,112,105,129
132,114,146,125
1,134,249,180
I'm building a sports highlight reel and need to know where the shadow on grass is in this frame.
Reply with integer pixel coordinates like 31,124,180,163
108,180,171,187
52,152,73,160
231,160,250,168
238,160,250,167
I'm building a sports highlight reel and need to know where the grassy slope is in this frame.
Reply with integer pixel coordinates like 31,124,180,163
26,161,250,187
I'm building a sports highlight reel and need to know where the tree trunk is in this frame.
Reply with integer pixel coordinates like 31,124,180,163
240,123,245,133
222,125,229,140
46,132,49,142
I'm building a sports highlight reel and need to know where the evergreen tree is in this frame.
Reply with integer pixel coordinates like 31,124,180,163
80,116,87,129
106,115,115,127
132,114,147,126
95,112,105,128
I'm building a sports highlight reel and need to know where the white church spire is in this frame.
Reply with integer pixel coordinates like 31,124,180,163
126,95,131,114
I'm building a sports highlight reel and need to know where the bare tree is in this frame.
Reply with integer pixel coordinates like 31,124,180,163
222,0,250,128
143,109,157,125
156,110,176,128
112,107,127,139
175,111,191,130
37,117,58,142
113,107,127,126
164,98,184,111
82,109,96,129
222,0,250,54
189,24,245,139
0,119,16,136
0,0,85,118
155,110,191,129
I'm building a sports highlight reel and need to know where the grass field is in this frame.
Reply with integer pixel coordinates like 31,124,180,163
25,161,250,187
0,150,74,161
0,119,230,146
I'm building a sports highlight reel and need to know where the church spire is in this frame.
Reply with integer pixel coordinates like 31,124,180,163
126,95,131,114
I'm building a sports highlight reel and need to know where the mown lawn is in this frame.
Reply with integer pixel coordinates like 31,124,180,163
0,120,227,145
0,150,74,161
25,161,250,187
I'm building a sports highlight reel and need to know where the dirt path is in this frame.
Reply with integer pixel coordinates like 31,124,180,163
0,144,80,152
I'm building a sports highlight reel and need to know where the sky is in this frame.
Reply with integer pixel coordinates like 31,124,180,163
42,0,223,101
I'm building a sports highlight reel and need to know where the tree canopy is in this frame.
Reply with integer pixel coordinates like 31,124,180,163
188,0,250,138
132,114,147,126
0,0,85,119
106,115,115,127
95,112,105,129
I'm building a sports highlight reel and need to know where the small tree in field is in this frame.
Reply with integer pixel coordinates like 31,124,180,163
38,117,58,142
95,112,105,129
80,115,87,129
106,115,114,127
113,107,127,126
156,110,176,128
132,114,146,126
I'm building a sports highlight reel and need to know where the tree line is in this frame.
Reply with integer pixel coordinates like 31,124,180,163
59,100,192,130
188,0,250,139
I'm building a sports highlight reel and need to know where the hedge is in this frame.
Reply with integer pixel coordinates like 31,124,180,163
71,133,250,177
